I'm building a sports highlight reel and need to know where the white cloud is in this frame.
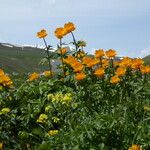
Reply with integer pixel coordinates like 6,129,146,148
140,47,150,58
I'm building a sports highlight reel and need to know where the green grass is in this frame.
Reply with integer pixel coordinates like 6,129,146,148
143,55,150,65
0,44,49,73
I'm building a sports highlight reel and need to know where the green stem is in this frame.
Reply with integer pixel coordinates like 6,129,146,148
71,31,78,53
43,38,52,76
60,39,65,77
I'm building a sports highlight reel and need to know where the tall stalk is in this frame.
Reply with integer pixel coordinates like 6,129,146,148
43,38,53,76
60,39,65,77
71,32,78,53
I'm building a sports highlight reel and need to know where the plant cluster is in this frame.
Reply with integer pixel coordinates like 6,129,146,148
0,22,150,150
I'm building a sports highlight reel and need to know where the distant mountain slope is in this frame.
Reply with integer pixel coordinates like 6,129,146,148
143,55,150,65
0,43,51,73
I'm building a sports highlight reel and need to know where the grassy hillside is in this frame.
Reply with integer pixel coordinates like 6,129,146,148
0,44,50,73
143,55,150,65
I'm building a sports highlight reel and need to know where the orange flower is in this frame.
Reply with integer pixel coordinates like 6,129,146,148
82,57,99,68
119,57,132,68
75,72,86,80
28,72,39,81
73,63,84,72
64,22,76,34
110,75,120,84
102,59,109,68
115,67,126,77
95,49,105,58
131,58,144,70
0,74,13,87
94,68,105,77
54,27,67,39
58,48,67,55
63,55,77,65
37,29,48,38
128,144,141,150
140,65,150,74
105,49,117,58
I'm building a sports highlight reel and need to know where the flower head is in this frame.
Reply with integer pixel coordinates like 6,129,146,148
75,72,86,81
95,49,105,58
37,29,48,38
64,22,76,34
110,75,120,84
94,68,105,77
48,130,59,136
36,114,48,123
54,27,67,39
58,48,67,55
115,67,126,77
43,71,53,77
28,72,39,81
105,49,117,58
128,144,141,150
0,107,10,115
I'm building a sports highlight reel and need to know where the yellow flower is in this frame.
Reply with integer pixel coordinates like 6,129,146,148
36,114,48,123
75,72,86,81
37,29,48,38
128,144,141,150
0,142,3,149
105,49,117,58
52,117,60,123
115,67,126,77
45,105,52,112
94,68,105,77
54,27,67,39
64,22,76,34
95,49,105,58
43,71,53,77
72,62,84,73
0,108,10,115
144,106,150,111
110,75,120,84
28,72,39,81
48,130,59,136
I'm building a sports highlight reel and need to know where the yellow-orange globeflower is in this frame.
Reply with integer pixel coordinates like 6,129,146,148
58,48,67,55
94,68,105,77
119,57,132,68
0,142,3,149
64,22,76,34
102,59,109,68
131,58,144,70
75,72,86,81
73,63,84,73
28,72,39,81
110,75,120,84
54,27,67,39
140,65,150,74
37,29,48,38
116,67,126,77
105,49,117,58
95,49,105,58
128,144,141,150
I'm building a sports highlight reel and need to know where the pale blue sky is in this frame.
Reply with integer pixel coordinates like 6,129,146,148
0,0,150,57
